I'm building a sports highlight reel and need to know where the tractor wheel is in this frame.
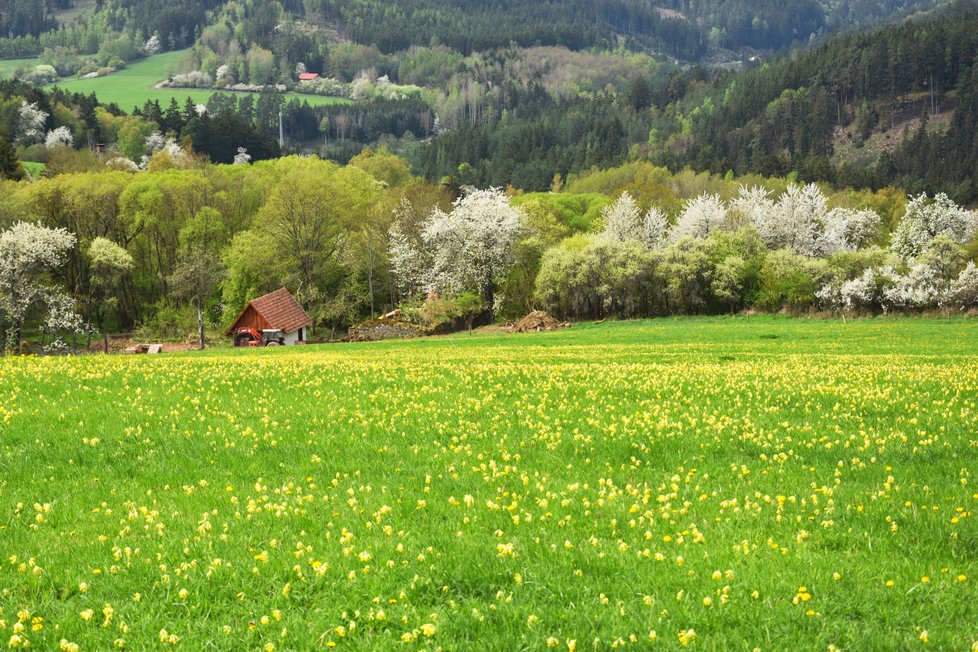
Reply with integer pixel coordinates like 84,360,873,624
234,334,252,347
265,340,281,346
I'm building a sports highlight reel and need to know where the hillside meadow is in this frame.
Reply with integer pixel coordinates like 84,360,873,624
0,59,40,80
45,50,350,113
1,317,977,650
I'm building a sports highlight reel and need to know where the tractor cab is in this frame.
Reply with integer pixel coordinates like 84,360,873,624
233,327,286,347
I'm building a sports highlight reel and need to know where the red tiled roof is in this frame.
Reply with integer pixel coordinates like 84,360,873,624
298,72,320,81
226,288,312,335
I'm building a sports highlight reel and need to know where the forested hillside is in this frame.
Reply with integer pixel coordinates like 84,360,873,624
1,0,944,61
420,0,978,202
652,0,978,200
2,0,978,202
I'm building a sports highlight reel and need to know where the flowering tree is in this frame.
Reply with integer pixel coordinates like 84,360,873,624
388,199,433,297
729,186,773,227
890,193,978,260
730,184,881,256
669,194,727,242
0,222,79,351
141,131,187,168
740,184,826,256
883,264,943,310
392,188,523,318
817,266,893,316
643,206,668,249
41,292,84,353
143,35,161,55
17,101,48,146
822,207,881,253
232,147,252,165
947,262,978,311
600,192,643,243
44,126,73,149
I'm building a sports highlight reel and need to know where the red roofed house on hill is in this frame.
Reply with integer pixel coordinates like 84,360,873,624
298,72,321,82
226,288,312,346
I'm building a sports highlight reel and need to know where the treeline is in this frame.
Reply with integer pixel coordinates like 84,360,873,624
0,79,280,172
0,151,420,350
9,151,969,355
422,93,638,191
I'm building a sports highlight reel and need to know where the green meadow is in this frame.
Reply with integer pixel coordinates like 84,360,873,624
1,317,976,650
45,50,349,112
0,58,41,80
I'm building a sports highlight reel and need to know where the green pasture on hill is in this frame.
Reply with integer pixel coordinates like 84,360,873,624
1,316,977,650
45,50,349,112
0,58,41,80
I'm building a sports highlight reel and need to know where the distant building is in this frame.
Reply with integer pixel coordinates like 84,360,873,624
226,288,312,346
298,72,321,82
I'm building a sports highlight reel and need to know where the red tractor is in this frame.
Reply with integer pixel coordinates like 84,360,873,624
232,327,286,347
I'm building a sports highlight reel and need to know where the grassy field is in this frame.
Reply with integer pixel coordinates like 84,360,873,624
0,58,41,80
1,316,977,650
20,162,44,179
46,50,349,112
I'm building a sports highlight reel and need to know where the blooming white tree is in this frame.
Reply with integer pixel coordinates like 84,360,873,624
817,266,893,315
392,188,523,317
730,183,882,256
105,157,139,172
0,222,80,351
643,206,668,250
144,130,166,155
233,147,252,165
140,131,187,168
600,192,643,243
44,126,73,148
41,291,84,354
728,186,773,225
822,207,882,253
883,264,944,310
17,101,48,146
746,183,828,256
669,194,727,242
890,193,978,260
388,199,433,297
947,262,978,311
143,34,161,55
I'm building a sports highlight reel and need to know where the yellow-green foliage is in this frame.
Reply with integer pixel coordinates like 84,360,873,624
0,317,976,649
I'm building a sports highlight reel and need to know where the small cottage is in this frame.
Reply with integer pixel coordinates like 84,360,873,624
298,72,321,82
226,288,312,346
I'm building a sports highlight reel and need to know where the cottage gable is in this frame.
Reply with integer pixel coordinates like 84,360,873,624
225,288,312,335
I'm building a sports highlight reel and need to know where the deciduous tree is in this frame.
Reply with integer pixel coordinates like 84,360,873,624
0,221,78,351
